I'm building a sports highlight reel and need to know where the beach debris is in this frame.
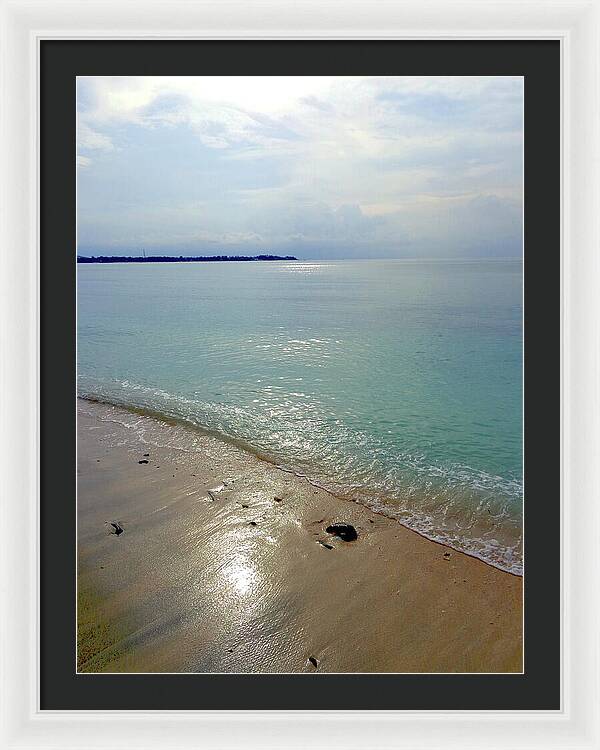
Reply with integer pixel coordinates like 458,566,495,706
317,540,334,550
274,496,283,502
326,523,357,542
308,656,320,669
138,459,149,464
109,521,124,536
368,519,374,523
443,552,452,560
205,484,226,502
249,521,257,526
241,504,249,508
143,453,149,457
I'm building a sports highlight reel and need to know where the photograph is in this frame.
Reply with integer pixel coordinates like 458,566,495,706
76,75,524,674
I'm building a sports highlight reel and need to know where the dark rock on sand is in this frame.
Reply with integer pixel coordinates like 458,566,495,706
274,496,283,502
143,453,149,457
249,521,257,526
110,522,124,536
138,459,149,464
308,656,320,669
326,523,357,542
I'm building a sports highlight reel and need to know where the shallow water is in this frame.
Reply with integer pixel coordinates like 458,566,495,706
77,259,523,573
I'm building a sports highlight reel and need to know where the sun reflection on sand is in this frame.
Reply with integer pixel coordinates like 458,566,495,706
222,555,257,596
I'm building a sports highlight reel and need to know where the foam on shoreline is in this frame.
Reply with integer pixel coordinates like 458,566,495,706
77,399,523,673
78,394,522,576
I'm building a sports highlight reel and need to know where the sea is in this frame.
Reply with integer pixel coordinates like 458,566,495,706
77,258,523,574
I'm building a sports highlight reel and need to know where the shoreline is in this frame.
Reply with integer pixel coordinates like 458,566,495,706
78,395,522,576
77,399,523,673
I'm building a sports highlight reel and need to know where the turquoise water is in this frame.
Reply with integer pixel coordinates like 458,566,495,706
77,259,523,573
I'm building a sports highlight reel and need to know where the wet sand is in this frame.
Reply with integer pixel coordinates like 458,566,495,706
77,399,523,673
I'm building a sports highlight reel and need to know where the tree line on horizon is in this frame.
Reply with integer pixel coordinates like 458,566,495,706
76,254,298,263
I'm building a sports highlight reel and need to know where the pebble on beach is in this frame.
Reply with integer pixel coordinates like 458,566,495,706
317,540,334,550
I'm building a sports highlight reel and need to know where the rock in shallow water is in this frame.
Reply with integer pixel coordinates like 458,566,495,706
325,523,357,542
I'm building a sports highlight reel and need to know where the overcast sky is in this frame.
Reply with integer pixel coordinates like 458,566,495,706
77,76,523,259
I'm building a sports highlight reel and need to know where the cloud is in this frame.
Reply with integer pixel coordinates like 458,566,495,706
76,76,523,258
77,116,115,167
77,121,114,151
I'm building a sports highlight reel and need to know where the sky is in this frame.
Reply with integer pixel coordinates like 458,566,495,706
76,76,523,259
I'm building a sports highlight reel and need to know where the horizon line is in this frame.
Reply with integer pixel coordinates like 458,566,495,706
76,254,523,261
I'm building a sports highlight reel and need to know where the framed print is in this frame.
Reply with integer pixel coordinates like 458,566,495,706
73,55,530,680
1,0,599,748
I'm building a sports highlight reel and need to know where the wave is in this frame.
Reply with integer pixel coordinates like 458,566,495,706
77,378,523,576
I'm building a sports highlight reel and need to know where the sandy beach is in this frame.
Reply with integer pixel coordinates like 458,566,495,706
77,399,523,674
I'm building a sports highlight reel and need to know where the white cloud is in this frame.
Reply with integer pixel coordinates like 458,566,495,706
77,121,114,151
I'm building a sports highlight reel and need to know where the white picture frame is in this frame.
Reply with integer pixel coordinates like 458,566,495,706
1,0,598,747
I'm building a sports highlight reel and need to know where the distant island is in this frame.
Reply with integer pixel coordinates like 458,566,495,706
77,254,297,264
